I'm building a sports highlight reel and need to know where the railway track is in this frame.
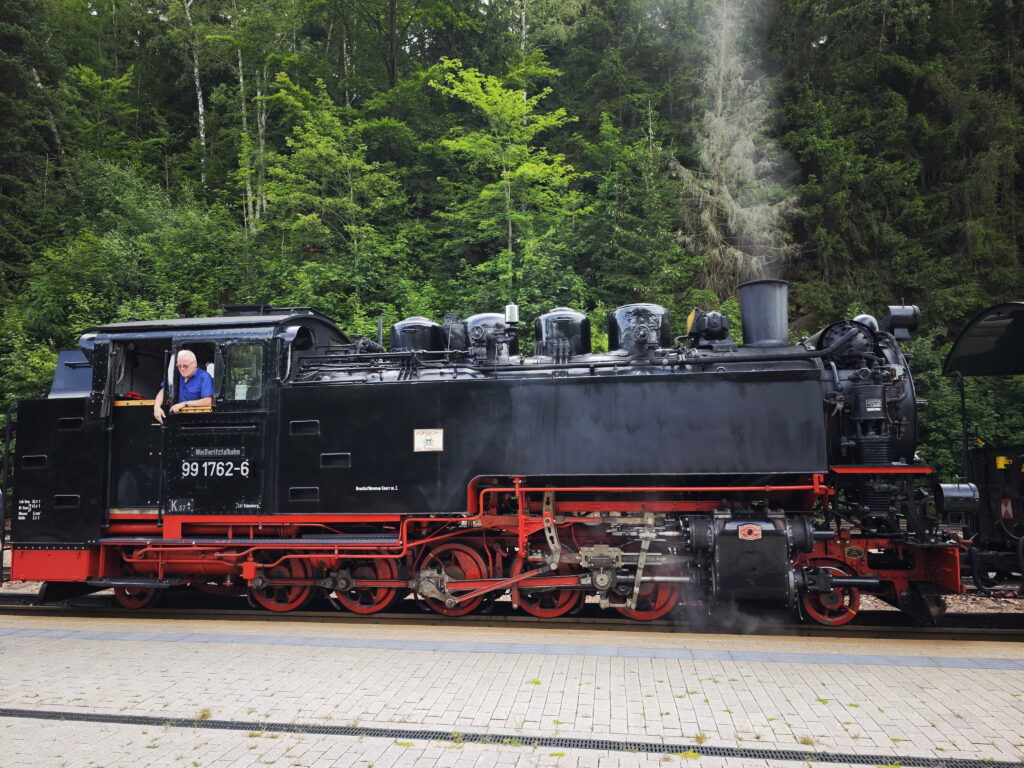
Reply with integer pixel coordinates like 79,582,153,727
2,589,1023,640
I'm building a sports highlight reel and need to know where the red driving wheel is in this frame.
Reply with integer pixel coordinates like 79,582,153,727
248,555,314,612
800,560,862,626
510,548,584,618
333,558,401,614
419,542,488,617
613,545,681,621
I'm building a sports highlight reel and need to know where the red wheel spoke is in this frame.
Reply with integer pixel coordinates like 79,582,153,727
511,547,584,619
114,586,161,610
800,560,862,627
334,559,400,615
248,556,313,613
613,544,680,621
420,543,488,616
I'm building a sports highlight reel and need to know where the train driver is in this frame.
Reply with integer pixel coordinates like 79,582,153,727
153,349,214,424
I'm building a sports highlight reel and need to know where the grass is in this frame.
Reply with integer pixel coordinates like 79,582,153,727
694,733,707,745
798,735,815,746
194,708,211,721
675,750,701,760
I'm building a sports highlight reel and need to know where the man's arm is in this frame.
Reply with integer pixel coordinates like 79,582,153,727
153,387,166,424
169,395,213,413
169,372,214,413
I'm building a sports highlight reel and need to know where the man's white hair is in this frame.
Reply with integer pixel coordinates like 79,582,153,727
176,350,197,365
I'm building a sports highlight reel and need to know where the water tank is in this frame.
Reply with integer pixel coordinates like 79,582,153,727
608,304,671,355
534,307,591,358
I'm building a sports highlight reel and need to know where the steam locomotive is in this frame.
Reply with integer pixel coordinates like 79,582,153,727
1,280,971,624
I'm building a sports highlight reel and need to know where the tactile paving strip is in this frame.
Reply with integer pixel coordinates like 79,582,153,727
0,707,1016,768
1,627,1022,670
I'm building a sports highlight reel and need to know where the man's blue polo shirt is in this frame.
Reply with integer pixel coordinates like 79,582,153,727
164,368,214,402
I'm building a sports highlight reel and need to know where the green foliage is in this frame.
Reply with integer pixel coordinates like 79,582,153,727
577,112,703,322
429,58,587,322
263,74,416,335
0,0,1023,474
59,65,166,168
18,156,252,346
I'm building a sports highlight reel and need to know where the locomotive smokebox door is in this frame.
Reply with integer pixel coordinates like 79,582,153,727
162,341,269,515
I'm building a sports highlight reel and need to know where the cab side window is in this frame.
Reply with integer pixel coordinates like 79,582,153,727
175,343,217,402
225,344,263,402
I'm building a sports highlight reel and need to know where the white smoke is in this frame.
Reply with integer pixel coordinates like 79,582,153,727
676,0,797,296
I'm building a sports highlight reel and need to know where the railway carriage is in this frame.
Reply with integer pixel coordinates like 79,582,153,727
1,280,964,623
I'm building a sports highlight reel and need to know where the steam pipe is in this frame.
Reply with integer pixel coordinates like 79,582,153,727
433,327,862,373
292,327,861,378
684,327,860,365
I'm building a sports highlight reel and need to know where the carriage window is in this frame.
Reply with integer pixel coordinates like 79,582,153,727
225,344,263,401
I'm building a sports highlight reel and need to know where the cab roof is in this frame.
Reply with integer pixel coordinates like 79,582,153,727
82,307,348,340
943,302,1024,377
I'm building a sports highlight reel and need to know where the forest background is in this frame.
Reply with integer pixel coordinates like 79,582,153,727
2,0,1024,474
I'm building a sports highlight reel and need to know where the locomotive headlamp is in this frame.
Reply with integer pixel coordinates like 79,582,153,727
882,305,920,340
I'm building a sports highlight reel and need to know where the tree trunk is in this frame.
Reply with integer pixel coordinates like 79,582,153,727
238,48,255,231
342,11,354,108
256,66,269,217
182,0,207,187
31,68,62,156
387,0,398,87
519,0,528,52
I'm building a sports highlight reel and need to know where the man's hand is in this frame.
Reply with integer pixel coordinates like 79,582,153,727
153,403,165,424
169,402,187,414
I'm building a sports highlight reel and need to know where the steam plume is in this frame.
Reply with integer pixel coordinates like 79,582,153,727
676,0,796,297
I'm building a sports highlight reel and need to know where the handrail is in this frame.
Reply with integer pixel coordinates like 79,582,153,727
0,404,14,585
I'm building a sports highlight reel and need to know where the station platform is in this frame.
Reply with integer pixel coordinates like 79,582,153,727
1,613,1022,767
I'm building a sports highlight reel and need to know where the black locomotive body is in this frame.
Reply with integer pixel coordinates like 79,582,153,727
2,281,963,623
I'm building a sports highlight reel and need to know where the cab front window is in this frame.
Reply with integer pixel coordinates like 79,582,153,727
225,344,263,402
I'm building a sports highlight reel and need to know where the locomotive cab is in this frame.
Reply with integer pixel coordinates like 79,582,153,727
6,307,347,587
938,302,1024,593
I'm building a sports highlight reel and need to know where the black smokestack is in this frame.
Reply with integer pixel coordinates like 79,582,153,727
738,279,789,347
